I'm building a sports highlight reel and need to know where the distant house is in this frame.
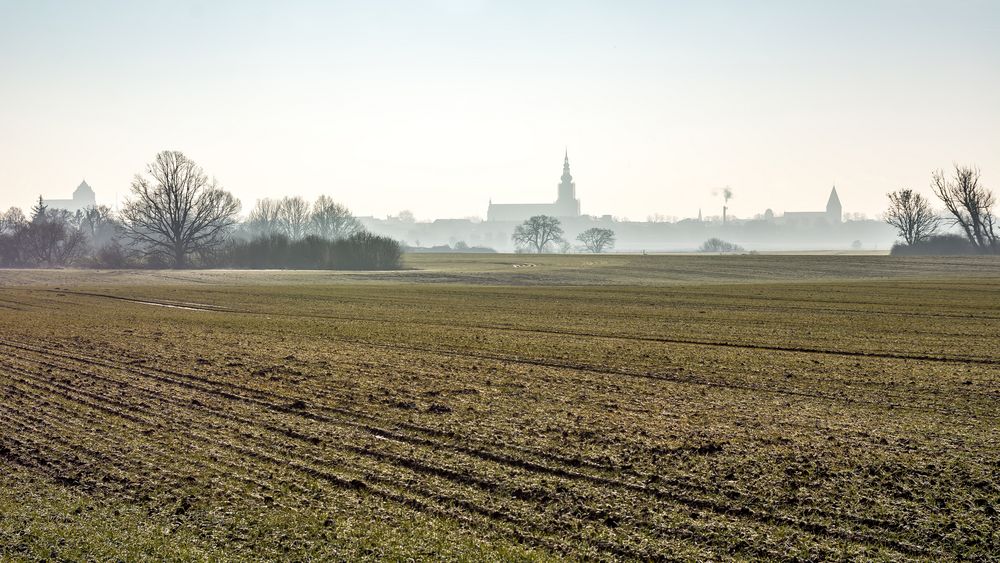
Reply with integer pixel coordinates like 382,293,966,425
782,187,842,225
486,151,582,222
43,180,96,213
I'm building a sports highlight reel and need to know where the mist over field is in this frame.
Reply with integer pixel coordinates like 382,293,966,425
1,1,999,561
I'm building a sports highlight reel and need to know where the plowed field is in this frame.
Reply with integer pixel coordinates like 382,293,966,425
1,256,998,560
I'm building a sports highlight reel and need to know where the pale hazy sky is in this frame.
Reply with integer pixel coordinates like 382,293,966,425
1,0,998,221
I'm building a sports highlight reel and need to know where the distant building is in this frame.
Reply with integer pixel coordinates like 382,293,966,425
487,150,582,222
783,187,842,225
43,180,96,213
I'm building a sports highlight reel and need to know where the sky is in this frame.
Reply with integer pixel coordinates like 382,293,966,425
1,0,998,221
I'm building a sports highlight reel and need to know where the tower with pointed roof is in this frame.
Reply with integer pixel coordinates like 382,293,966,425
43,179,97,213
556,149,581,216
74,180,95,202
826,186,842,223
783,185,844,225
486,150,582,222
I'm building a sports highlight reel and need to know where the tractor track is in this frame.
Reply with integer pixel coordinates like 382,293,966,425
0,339,937,558
0,361,616,560
52,289,1000,366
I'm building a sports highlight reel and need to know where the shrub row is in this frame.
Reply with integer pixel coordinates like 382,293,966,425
222,233,402,270
890,234,979,256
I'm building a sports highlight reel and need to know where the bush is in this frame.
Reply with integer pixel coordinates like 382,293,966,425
329,232,403,270
222,232,402,270
890,234,978,256
699,238,745,253
92,242,131,269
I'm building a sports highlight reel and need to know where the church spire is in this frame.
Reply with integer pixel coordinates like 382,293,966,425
826,185,843,223
562,149,572,184
557,148,576,208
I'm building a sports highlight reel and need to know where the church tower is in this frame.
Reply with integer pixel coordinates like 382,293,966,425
826,186,842,223
74,180,96,208
556,150,581,216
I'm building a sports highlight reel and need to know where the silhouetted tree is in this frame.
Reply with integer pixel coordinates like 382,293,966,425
393,210,416,223
311,196,361,239
931,165,998,252
699,238,744,253
21,209,88,266
29,196,47,223
577,227,616,253
0,207,26,234
247,198,282,237
278,196,311,240
884,189,939,245
122,151,241,268
0,207,27,266
80,205,118,240
512,215,563,253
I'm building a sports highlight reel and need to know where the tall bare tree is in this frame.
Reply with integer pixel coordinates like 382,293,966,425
122,151,241,268
884,189,939,245
577,227,616,253
931,165,998,252
0,207,25,234
278,196,311,240
22,209,88,266
311,195,361,240
512,215,563,253
0,207,27,266
247,198,282,237
80,205,119,243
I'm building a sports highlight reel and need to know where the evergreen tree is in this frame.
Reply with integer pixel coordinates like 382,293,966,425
30,196,47,223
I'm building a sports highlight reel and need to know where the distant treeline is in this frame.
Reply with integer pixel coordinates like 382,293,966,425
407,241,497,253
0,206,402,270
0,204,112,268
0,151,403,270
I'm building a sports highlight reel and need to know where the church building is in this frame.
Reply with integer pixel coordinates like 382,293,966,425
43,180,97,213
487,151,582,222
783,187,842,225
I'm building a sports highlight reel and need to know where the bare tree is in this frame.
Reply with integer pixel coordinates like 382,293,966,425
512,215,563,253
393,210,416,223
0,207,27,266
80,205,119,243
122,151,241,268
0,207,26,234
45,208,81,231
577,227,616,253
884,189,939,245
22,210,88,266
278,196,311,240
311,196,362,239
931,165,998,252
699,238,744,253
247,198,282,237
